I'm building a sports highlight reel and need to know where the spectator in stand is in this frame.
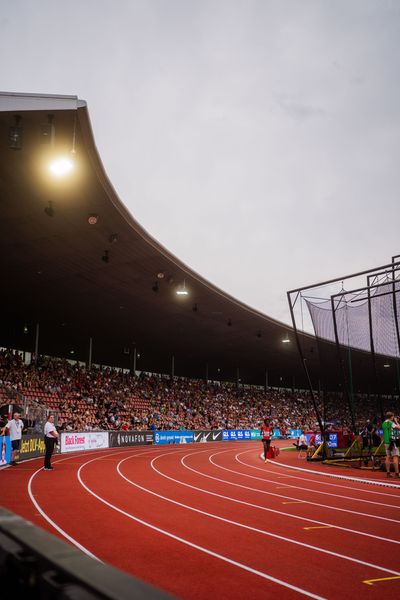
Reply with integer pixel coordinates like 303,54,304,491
1,411,24,466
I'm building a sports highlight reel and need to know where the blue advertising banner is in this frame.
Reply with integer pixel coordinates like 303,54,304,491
251,430,262,440
290,429,302,439
0,435,12,465
222,429,253,441
154,431,194,445
304,432,338,448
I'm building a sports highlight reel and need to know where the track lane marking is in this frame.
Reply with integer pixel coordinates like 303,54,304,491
177,450,400,543
76,455,326,600
112,453,400,579
363,575,400,585
204,451,400,524
233,452,400,509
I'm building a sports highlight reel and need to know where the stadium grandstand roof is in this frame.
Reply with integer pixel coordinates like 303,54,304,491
0,92,390,391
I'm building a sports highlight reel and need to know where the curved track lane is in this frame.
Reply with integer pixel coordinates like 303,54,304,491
1,442,400,599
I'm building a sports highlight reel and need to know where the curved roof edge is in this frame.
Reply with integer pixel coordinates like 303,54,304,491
77,101,308,337
0,91,86,112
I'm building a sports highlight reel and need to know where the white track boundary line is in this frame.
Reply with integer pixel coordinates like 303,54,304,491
145,449,400,545
114,453,400,578
271,453,400,489
228,453,400,509
25,446,168,560
239,449,400,498
236,449,400,498
77,455,325,600
204,450,400,524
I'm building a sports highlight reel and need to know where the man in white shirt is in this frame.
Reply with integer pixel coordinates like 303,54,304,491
44,414,59,471
1,412,24,466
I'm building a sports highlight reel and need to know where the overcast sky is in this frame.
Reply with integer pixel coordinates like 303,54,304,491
1,0,399,324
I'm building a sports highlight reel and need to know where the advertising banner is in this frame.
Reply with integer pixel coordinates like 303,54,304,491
193,430,223,443
19,435,52,460
153,431,194,445
222,429,253,441
290,429,302,439
109,431,153,447
0,435,12,465
250,430,262,440
61,431,109,453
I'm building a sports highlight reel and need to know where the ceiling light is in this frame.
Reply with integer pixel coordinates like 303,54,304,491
157,272,165,279
282,333,291,344
88,214,98,225
383,363,390,368
176,280,189,296
109,233,118,243
49,156,74,177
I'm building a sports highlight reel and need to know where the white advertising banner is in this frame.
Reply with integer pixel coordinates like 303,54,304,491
61,431,109,453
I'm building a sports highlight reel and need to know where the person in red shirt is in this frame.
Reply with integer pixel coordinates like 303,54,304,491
261,419,272,462
307,430,318,458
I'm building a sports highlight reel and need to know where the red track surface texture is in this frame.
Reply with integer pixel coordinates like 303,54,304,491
1,441,400,599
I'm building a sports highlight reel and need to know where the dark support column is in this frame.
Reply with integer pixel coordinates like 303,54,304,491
88,337,93,370
34,323,40,364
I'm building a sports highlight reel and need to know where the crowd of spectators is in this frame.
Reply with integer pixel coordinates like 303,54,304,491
0,349,397,434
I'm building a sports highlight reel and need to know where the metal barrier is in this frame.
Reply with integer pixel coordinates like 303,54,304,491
0,507,173,599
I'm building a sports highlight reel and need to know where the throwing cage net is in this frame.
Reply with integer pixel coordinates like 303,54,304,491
287,256,400,468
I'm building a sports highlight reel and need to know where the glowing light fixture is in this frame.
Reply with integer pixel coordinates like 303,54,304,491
383,363,390,368
49,156,74,177
176,280,189,296
282,332,290,344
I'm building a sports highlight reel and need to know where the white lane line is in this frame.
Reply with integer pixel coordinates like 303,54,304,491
76,456,326,600
25,446,168,561
115,454,400,578
270,453,400,490
28,462,102,561
228,453,400,509
236,449,400,497
203,450,400,524
145,449,400,545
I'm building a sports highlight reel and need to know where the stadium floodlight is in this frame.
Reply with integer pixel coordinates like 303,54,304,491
282,333,290,343
49,156,74,177
176,280,189,296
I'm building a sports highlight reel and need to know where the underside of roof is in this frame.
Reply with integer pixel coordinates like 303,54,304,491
0,92,395,393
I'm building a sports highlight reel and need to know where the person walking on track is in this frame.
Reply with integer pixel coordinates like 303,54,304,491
261,418,272,463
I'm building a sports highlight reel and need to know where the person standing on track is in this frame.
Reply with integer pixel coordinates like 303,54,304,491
43,414,59,471
261,418,272,463
1,411,24,466
382,412,400,478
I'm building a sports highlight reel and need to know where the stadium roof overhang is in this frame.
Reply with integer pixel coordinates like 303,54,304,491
0,92,392,392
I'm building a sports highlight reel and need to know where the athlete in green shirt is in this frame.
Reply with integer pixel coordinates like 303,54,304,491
382,412,400,478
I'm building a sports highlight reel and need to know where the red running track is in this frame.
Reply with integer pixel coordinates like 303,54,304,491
1,441,400,599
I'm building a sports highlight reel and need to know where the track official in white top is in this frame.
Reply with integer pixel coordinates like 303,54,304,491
1,412,24,465
44,414,59,471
